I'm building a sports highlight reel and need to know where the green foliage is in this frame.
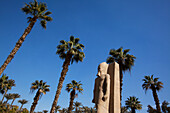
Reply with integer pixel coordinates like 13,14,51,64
56,36,85,64
142,75,163,93
106,47,136,71
21,0,52,29
30,80,50,95
66,80,83,95
161,100,170,113
125,96,142,111
0,74,15,95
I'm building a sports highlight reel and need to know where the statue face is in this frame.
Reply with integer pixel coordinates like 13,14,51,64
97,62,108,76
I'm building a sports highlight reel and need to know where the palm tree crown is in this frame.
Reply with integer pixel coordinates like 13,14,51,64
11,93,20,106
18,99,28,105
56,36,85,64
21,0,52,29
142,75,163,93
125,96,142,113
74,101,82,112
66,80,83,93
4,93,13,102
30,80,50,95
106,47,136,71
0,75,15,102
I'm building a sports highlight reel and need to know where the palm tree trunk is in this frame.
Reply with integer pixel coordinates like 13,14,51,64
1,90,7,102
10,98,15,107
0,17,37,76
151,86,161,113
119,62,123,105
30,90,41,113
19,104,23,111
132,108,136,113
68,90,75,113
50,53,72,113
75,107,78,113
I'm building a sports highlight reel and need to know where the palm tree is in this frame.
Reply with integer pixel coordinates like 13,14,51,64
30,80,50,113
10,93,20,107
18,99,28,111
55,105,61,113
106,47,136,102
82,106,90,113
4,93,13,104
161,100,170,113
66,80,83,113
0,74,15,102
73,101,82,112
0,0,52,76
142,75,163,113
50,36,85,113
125,96,142,113
58,108,68,113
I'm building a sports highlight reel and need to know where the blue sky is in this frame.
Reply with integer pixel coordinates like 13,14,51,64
0,0,170,112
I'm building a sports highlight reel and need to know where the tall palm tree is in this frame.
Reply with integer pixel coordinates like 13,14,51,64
0,74,15,102
18,99,28,111
142,75,163,113
73,101,82,113
66,80,83,113
10,93,20,107
0,0,52,76
30,80,50,113
125,96,142,113
106,47,136,102
50,36,85,113
55,105,61,113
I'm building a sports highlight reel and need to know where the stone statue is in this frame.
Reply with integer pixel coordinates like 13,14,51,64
92,62,110,113
92,62,120,113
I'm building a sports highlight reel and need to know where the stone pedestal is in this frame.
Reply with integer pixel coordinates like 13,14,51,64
108,62,120,113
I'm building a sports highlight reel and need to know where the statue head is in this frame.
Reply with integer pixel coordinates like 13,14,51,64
97,62,109,77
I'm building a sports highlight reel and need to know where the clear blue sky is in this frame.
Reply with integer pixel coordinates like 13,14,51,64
0,0,170,112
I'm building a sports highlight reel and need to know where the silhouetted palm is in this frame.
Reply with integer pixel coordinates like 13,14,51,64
0,0,52,76
50,36,85,113
161,100,170,113
18,99,28,111
73,101,82,112
30,80,50,113
106,47,136,103
10,93,20,107
125,96,142,113
142,75,163,113
0,74,15,102
66,80,83,112
4,93,13,104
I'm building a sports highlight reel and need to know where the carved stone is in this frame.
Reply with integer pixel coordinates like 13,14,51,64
92,62,120,113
